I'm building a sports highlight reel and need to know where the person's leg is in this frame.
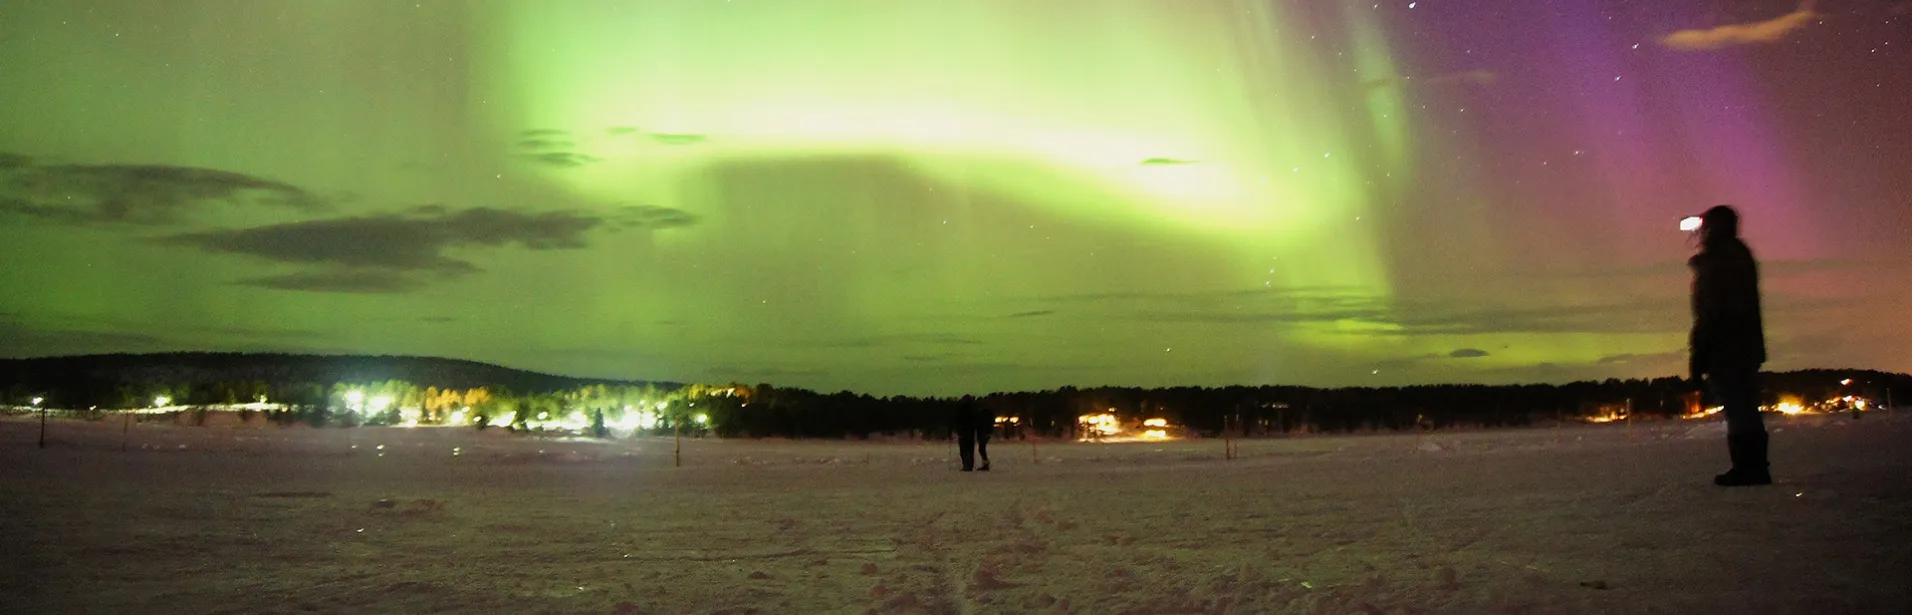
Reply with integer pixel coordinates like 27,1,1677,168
1711,366,1770,485
976,430,991,470
958,429,976,471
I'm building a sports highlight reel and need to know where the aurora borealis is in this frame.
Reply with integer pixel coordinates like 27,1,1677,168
2,1,1907,395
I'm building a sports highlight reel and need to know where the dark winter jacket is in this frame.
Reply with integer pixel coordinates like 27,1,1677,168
1688,237,1766,373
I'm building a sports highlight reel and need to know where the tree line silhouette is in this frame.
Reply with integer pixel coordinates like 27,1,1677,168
2,354,1902,439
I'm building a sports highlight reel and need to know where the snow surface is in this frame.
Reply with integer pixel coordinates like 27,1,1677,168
2,413,1908,614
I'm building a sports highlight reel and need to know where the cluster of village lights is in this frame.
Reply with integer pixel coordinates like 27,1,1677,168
329,389,709,433
1075,410,1175,441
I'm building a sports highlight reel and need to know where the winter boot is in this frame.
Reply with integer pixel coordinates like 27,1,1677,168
1714,432,1772,487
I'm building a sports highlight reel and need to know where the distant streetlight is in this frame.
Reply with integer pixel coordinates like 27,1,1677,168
1840,379,1852,386
1679,216,1703,232
30,397,43,406
153,396,171,408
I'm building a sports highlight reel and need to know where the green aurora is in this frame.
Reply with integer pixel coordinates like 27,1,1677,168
3,1,1908,394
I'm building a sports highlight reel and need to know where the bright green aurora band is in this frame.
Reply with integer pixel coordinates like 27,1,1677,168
485,1,1643,384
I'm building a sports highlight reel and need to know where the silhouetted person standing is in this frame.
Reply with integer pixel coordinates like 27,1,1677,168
953,395,991,472
1688,205,1771,486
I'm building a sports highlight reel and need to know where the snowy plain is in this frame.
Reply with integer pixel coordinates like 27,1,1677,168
2,412,1908,614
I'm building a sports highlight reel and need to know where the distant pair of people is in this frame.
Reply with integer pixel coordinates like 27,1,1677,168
953,395,991,471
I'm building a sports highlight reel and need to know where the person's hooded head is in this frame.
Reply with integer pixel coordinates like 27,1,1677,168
1699,205,1740,247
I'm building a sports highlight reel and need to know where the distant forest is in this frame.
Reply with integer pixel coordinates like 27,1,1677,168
2,353,1904,439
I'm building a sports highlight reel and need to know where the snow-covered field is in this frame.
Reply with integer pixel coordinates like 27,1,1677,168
3,413,1907,614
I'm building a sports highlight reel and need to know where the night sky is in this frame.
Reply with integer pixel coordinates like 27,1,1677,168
2,1,1907,395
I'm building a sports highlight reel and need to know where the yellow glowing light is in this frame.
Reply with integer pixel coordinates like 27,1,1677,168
1683,406,1724,420
494,411,515,425
1142,418,1169,428
1077,413,1122,437
369,395,394,412
1839,379,1852,386
345,390,365,405
693,413,710,425
1142,429,1169,440
153,396,171,407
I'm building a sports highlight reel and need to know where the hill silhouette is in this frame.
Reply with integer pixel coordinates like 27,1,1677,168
0,352,671,396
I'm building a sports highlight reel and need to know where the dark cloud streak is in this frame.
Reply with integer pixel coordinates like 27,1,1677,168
163,205,697,293
0,160,326,225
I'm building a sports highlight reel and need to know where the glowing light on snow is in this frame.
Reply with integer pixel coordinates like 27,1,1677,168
1077,413,1122,438
1682,406,1725,420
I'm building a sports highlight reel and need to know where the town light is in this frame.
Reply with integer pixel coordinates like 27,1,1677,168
30,397,43,406
153,396,171,408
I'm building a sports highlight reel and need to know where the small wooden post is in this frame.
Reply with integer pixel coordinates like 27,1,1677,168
122,411,133,452
674,421,682,468
38,404,48,449
1224,415,1237,461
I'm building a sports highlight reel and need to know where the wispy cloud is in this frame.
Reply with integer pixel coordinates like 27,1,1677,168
0,159,325,225
609,204,700,230
1661,3,1818,51
517,138,576,150
237,270,428,294
649,133,708,146
163,205,698,293
523,152,602,168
